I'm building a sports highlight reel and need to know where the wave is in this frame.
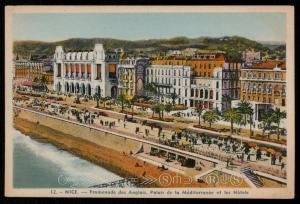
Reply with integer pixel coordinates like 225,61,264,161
13,129,125,187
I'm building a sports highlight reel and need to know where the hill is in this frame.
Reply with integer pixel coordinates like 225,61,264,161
13,36,276,61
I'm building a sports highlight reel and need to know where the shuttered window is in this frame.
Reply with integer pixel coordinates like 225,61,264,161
96,64,101,79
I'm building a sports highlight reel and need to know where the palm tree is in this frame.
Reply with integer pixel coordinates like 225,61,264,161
129,96,138,118
40,75,48,85
260,110,273,138
159,104,165,120
169,92,178,106
237,100,254,136
196,103,204,126
222,108,241,135
164,103,172,116
93,93,101,108
271,108,287,140
144,82,157,97
202,110,220,128
117,94,127,112
222,94,232,110
33,77,40,83
152,104,161,119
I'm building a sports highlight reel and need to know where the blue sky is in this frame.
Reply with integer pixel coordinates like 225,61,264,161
13,12,286,42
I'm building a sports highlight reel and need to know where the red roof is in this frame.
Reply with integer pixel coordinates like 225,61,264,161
251,60,286,70
21,81,41,87
22,81,33,86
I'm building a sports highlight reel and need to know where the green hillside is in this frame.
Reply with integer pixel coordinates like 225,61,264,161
13,36,277,61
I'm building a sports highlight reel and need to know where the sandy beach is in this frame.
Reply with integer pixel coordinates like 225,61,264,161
13,117,209,188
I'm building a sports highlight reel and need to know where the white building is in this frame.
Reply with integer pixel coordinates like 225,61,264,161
53,44,118,98
242,49,261,64
190,67,223,110
146,65,192,106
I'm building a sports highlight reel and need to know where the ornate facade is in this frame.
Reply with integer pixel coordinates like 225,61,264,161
238,60,286,123
53,44,118,97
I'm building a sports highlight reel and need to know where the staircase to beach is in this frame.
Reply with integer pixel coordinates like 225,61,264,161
240,167,263,188
132,143,144,155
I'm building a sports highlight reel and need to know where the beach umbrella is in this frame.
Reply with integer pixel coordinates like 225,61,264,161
274,151,282,157
248,142,257,148
259,147,268,152
182,140,190,146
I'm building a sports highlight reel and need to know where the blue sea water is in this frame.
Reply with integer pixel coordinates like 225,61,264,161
13,129,125,188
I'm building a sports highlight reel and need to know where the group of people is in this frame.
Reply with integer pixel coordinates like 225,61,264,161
100,119,116,128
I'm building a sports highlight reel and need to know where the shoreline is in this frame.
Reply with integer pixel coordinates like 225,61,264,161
13,117,208,188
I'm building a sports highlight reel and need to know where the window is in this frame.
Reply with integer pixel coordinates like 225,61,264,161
216,92,219,100
205,90,208,99
216,81,219,89
109,64,116,78
200,89,203,98
185,89,187,97
191,89,194,97
209,90,213,99
282,99,285,106
57,64,61,77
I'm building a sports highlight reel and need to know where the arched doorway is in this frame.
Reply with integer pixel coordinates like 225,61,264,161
136,79,144,96
65,82,69,93
81,83,85,95
75,83,80,95
86,84,91,96
95,86,101,96
111,86,117,98
70,83,74,93
56,82,61,92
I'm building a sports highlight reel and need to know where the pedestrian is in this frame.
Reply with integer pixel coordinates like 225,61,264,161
226,158,230,167
241,152,244,163
124,123,126,128
279,155,283,163
247,154,251,161
281,162,285,170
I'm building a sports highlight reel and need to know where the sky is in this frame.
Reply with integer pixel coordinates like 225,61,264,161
13,12,286,42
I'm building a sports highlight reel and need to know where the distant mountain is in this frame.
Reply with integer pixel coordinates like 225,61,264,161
259,41,286,51
13,36,275,61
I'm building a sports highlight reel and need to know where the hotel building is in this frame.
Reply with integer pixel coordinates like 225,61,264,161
53,44,118,98
149,53,240,111
146,64,192,106
13,55,54,84
117,57,149,100
233,60,286,126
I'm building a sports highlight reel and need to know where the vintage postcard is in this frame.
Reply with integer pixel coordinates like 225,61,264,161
5,6,295,198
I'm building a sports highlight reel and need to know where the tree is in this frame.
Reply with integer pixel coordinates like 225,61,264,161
129,96,138,118
260,110,273,138
196,103,204,126
117,94,127,112
222,94,232,110
169,92,178,106
33,77,40,83
158,104,165,119
222,108,241,135
237,100,254,136
164,103,173,115
202,110,220,128
152,104,161,118
144,83,157,97
271,108,286,140
93,93,100,108
37,75,48,91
